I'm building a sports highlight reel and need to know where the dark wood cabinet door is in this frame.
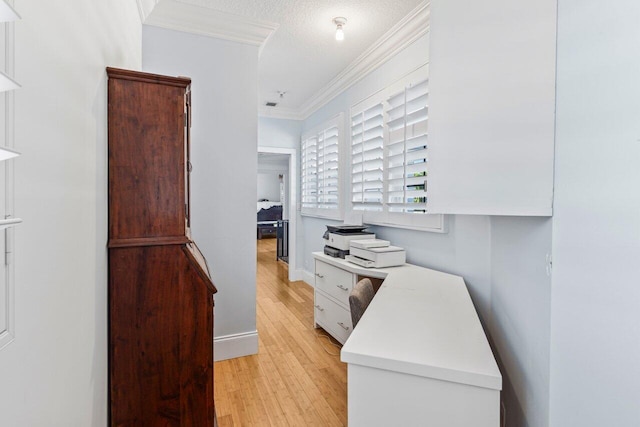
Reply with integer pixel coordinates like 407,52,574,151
109,245,215,426
107,68,190,243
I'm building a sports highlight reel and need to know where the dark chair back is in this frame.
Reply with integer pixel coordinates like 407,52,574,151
349,278,375,328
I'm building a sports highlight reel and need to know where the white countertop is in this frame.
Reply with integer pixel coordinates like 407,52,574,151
313,252,502,391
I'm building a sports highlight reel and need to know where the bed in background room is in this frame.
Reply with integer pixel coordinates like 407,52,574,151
257,201,282,239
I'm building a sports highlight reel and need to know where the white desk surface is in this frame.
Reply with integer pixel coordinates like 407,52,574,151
313,252,502,391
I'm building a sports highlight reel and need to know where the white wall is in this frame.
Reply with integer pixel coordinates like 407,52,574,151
257,171,282,202
490,216,552,427
143,25,259,361
0,1,141,425
257,155,289,218
298,30,553,427
258,117,301,150
550,1,640,425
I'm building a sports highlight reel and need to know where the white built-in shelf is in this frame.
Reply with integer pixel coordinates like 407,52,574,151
0,0,21,93
0,1,21,223
0,145,19,161
0,71,19,92
0,0,19,22
0,218,22,230
0,0,21,162
0,0,21,355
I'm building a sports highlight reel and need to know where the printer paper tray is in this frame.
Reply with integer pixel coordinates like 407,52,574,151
345,255,376,268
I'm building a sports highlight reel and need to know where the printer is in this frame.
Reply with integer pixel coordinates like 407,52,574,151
346,239,406,268
323,225,375,259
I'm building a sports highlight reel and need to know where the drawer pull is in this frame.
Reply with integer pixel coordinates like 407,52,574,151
338,322,350,331
336,284,349,291
314,304,325,312
315,273,324,279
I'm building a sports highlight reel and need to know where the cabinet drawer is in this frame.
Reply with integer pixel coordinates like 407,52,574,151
314,260,354,306
314,291,353,344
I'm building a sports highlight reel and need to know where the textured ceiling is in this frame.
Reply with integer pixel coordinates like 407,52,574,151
177,0,424,115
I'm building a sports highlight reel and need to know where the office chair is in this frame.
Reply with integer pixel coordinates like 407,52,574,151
349,278,375,328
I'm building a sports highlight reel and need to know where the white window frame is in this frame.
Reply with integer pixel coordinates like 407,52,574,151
349,65,446,232
300,113,344,220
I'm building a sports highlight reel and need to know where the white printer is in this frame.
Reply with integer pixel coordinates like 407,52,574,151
346,239,406,268
323,225,375,258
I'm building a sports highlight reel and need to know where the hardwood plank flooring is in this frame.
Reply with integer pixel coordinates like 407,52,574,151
214,238,347,427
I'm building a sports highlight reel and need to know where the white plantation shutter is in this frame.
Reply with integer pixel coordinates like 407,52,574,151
301,135,318,210
348,65,444,232
386,79,429,214
351,102,384,212
317,125,340,209
301,115,343,219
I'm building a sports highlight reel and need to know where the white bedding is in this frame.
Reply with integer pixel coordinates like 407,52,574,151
257,201,282,212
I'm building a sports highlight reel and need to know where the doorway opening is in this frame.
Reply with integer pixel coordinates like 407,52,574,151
257,146,297,281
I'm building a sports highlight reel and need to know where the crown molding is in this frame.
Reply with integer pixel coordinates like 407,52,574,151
144,0,278,48
258,106,304,121
299,1,430,119
135,0,159,23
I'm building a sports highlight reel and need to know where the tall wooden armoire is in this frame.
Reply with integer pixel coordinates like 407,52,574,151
106,67,218,426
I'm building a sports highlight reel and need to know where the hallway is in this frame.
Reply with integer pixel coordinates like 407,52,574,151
214,239,347,426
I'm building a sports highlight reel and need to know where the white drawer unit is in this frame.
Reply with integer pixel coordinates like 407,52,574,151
315,260,355,306
314,292,353,344
314,259,358,344
313,256,388,345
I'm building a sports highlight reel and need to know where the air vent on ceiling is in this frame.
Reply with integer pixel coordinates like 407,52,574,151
265,101,277,107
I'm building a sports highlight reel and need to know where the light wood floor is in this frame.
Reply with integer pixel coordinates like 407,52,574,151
214,238,348,427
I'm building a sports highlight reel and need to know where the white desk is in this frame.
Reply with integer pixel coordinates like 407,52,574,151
312,253,502,427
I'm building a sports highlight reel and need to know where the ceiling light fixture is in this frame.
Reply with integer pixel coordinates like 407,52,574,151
333,17,347,42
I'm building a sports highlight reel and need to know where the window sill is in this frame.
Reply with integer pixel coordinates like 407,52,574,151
300,211,343,222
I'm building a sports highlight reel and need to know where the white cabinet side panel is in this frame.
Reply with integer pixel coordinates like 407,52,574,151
428,0,556,216
348,364,500,427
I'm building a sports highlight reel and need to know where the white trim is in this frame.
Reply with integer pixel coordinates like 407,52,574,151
258,106,304,121
135,0,161,23
364,216,448,233
427,203,553,217
302,269,315,288
300,211,343,221
289,268,305,282
298,1,430,119
214,330,258,361
144,0,278,49
258,146,298,282
135,0,146,23
135,0,154,23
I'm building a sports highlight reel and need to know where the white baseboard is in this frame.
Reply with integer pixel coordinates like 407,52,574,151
214,330,258,361
302,269,315,288
289,268,304,282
